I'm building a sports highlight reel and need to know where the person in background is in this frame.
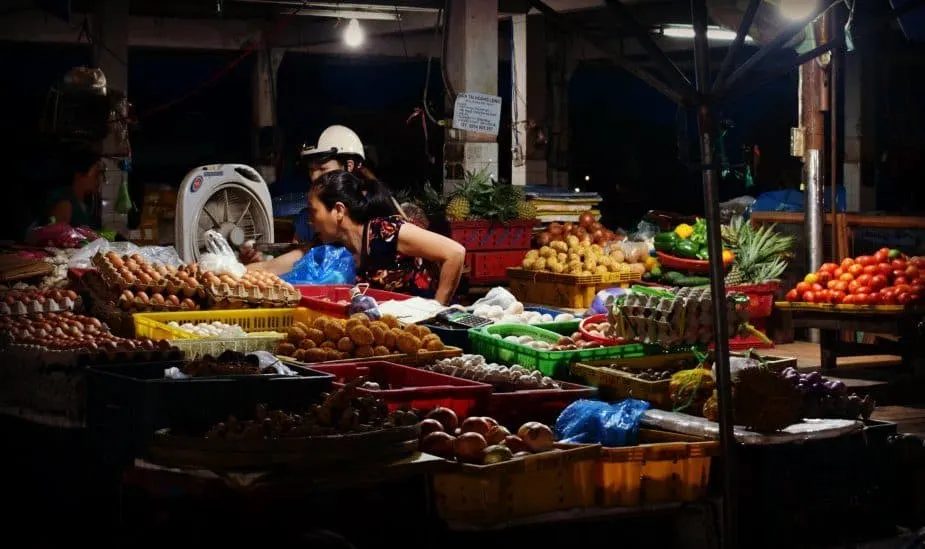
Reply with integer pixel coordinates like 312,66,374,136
42,145,103,229
245,170,465,305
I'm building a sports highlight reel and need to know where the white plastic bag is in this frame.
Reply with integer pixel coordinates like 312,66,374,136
198,230,247,277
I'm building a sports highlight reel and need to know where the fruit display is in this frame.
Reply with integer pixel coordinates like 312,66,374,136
607,365,675,381
439,168,536,222
0,289,80,315
721,216,793,285
655,218,733,262
489,330,605,351
425,355,561,390
471,299,575,325
784,250,924,306
669,368,716,415
418,407,557,464
701,366,804,433
533,211,625,248
779,367,876,420
521,240,647,276
609,287,750,348
0,312,172,352
274,313,447,363
204,382,421,439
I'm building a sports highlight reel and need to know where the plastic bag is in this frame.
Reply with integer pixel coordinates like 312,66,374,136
280,245,356,285
347,283,382,320
199,230,247,277
555,398,651,447
27,223,99,248
68,238,183,270
587,287,628,316
470,287,519,311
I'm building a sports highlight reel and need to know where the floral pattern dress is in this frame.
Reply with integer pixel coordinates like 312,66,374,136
358,216,438,298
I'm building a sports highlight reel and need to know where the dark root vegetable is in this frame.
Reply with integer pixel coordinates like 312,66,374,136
535,231,552,247
579,211,595,229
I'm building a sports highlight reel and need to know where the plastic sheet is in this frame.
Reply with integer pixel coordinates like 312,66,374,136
280,245,356,285
555,398,651,447
68,238,183,269
27,223,99,248
587,288,628,316
640,408,864,445
163,351,296,380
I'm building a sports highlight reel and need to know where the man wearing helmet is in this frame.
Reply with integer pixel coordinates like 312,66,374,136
301,124,373,182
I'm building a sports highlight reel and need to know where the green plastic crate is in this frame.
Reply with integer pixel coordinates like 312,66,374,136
468,324,645,379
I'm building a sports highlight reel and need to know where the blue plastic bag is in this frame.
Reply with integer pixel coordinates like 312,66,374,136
554,398,651,447
280,245,356,285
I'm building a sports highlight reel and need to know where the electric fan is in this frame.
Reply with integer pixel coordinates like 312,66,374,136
175,164,274,263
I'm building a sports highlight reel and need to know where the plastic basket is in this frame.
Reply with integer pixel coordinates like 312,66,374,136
307,361,492,418
449,219,537,251
727,281,780,319
295,285,411,318
431,443,599,527
485,380,597,427
85,361,334,464
571,354,699,407
466,250,528,284
421,309,581,355
469,324,646,379
280,346,464,369
507,268,641,309
596,429,719,507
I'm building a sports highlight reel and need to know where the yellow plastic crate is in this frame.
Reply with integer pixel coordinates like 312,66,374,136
596,429,719,507
432,443,599,527
507,268,641,309
133,308,310,340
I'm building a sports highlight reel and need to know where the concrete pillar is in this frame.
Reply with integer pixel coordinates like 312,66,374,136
511,14,548,187
253,45,284,184
443,0,499,192
93,0,129,233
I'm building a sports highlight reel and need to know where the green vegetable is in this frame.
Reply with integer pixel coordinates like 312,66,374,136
649,266,662,279
690,218,708,247
675,276,711,287
675,240,699,259
663,271,684,283
654,232,681,253
695,247,709,260
630,285,676,298
888,249,902,259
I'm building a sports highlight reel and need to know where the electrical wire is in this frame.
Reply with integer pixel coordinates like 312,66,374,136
421,8,444,124
440,0,457,102
392,0,409,59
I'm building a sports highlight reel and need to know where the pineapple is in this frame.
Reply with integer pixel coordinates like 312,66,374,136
516,199,537,220
446,195,471,221
723,216,793,285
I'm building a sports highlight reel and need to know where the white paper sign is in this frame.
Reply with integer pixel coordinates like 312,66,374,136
452,92,502,136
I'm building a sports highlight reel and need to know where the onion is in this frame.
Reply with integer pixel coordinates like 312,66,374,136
484,425,511,445
535,231,552,247
517,422,556,452
603,230,615,241
454,432,488,463
591,229,604,242
482,444,514,464
548,223,564,236
590,222,603,232
562,222,574,234
419,418,445,437
502,435,531,454
426,407,459,432
421,431,456,459
579,211,595,229
460,416,493,436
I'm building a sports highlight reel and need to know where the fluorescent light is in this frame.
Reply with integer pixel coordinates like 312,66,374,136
294,9,399,21
343,18,365,47
660,24,755,42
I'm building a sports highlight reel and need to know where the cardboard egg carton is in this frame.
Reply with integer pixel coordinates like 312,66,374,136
91,252,204,298
0,295,81,315
204,281,300,309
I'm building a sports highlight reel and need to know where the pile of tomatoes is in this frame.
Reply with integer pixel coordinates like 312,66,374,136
784,248,923,306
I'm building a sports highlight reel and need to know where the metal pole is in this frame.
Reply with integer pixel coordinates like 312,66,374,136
691,1,737,548
829,12,841,260
802,58,825,274
712,0,762,93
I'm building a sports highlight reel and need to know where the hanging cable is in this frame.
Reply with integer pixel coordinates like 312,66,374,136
440,0,458,102
421,8,445,124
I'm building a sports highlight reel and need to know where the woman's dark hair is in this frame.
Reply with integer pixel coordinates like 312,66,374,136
58,142,101,185
310,170,399,223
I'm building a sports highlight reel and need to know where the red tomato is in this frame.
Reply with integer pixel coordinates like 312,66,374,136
820,262,839,273
877,263,893,277
913,278,925,290
910,257,924,268
853,294,869,305
898,292,911,306
894,284,912,294
817,271,833,284
834,267,845,278
847,264,863,277
856,255,875,267
839,273,855,282
868,292,881,305
802,291,816,303
796,282,812,294
848,280,862,294
862,265,879,276
893,269,906,279
880,291,897,305
841,258,856,269
871,275,888,290
910,293,921,304
892,259,907,271
905,266,920,279
855,286,872,295
842,294,856,305
834,280,849,292
878,247,892,257
830,290,846,304
826,280,839,290
856,274,873,287
894,276,909,286
874,250,889,263
785,289,800,302
812,283,824,292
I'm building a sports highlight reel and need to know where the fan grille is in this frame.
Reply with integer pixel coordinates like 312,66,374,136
195,185,270,257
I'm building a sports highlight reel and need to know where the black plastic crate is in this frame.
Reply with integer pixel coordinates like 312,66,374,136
86,361,333,463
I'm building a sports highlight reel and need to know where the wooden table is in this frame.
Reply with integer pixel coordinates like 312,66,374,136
775,303,925,372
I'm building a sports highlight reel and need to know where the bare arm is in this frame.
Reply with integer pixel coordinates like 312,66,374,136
49,200,72,225
246,247,307,276
395,223,466,305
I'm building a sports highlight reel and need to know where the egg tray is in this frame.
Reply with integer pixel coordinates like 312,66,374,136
2,340,184,368
91,253,205,299
204,282,301,309
116,294,202,313
611,290,743,348
0,296,81,315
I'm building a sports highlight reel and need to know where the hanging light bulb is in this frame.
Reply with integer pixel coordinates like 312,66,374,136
343,18,364,48
779,0,816,21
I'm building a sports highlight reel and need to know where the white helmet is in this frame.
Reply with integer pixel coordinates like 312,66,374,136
301,125,365,161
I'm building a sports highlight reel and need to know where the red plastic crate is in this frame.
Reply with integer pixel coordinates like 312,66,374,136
308,361,492,418
295,285,411,318
467,250,526,284
484,381,597,428
450,219,536,251
711,319,775,351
